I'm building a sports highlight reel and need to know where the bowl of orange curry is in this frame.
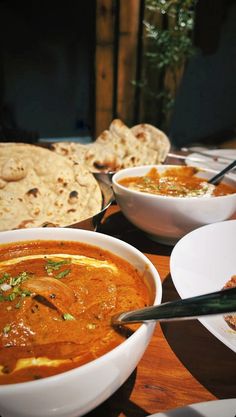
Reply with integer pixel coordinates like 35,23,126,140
0,227,162,417
112,165,236,245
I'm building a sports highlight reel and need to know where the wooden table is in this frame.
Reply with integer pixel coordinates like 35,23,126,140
86,204,236,417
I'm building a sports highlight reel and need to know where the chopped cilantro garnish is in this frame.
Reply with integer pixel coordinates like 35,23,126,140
45,259,71,275
56,269,71,279
6,293,16,302
0,273,11,285
63,313,75,321
21,290,31,297
9,271,31,287
15,301,22,309
2,288,31,303
0,269,32,310
3,324,11,335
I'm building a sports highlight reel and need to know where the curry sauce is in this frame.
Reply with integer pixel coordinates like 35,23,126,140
0,240,151,384
118,167,236,197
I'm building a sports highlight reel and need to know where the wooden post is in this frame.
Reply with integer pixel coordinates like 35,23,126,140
116,0,141,127
95,0,116,138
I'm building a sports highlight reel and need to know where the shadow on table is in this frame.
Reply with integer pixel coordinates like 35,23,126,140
98,211,172,257
161,274,236,399
86,368,148,417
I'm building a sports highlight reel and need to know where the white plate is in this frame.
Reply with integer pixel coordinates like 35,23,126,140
170,219,236,352
185,148,236,179
149,398,236,417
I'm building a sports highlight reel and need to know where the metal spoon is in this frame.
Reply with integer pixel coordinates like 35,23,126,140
181,147,235,163
112,287,236,325
208,159,236,185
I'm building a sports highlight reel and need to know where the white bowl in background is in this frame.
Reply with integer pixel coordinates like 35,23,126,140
0,227,162,417
112,165,236,245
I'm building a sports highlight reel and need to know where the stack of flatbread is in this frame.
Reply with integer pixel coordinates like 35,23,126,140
0,120,170,231
0,143,102,231
51,119,170,172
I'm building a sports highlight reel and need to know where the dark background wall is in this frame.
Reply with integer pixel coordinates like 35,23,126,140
0,0,236,147
169,0,236,148
0,1,95,141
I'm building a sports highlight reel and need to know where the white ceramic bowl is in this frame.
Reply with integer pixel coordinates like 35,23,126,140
112,165,236,245
0,227,162,417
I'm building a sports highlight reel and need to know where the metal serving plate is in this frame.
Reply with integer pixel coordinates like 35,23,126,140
67,177,114,231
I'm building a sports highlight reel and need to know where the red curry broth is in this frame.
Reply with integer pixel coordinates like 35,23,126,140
0,240,152,384
118,166,236,197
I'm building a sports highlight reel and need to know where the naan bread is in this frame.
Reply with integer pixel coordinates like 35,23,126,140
50,142,91,164
0,143,102,231
131,123,170,162
87,119,159,170
52,119,170,172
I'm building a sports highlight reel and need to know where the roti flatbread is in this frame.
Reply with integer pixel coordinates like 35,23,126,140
52,119,170,172
0,143,102,231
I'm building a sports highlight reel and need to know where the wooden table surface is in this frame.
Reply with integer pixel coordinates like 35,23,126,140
86,204,236,417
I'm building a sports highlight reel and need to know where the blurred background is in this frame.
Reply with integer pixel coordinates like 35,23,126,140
0,0,235,148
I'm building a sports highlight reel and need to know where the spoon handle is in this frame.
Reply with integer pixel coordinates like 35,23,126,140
112,287,236,325
208,159,236,184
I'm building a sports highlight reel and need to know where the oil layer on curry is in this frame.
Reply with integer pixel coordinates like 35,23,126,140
0,240,151,384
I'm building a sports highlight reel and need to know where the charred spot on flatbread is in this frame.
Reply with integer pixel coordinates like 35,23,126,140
26,188,40,198
68,190,79,205
41,222,59,227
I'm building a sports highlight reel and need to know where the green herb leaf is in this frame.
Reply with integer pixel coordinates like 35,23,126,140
63,313,75,321
56,269,71,279
3,324,11,335
0,273,11,285
15,301,22,309
9,271,31,287
21,290,32,297
6,292,16,301
45,259,71,275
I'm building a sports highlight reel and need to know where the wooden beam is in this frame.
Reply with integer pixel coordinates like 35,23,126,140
116,0,141,126
95,0,116,138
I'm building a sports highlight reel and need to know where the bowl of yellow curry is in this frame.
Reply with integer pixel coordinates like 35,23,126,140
0,227,162,417
112,165,236,245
